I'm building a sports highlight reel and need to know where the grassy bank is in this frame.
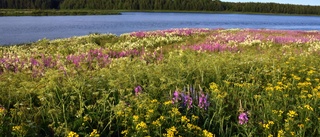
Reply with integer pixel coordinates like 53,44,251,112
0,28,320,136
0,9,121,16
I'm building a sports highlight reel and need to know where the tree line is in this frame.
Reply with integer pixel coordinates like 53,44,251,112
1,0,320,15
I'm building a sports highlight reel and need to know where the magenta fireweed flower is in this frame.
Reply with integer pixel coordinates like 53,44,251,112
238,112,249,125
30,58,39,67
172,90,181,104
198,93,209,110
134,86,142,96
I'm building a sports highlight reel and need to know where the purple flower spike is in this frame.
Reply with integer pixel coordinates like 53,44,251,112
172,90,181,104
134,86,142,96
238,112,249,125
183,93,193,109
198,93,209,110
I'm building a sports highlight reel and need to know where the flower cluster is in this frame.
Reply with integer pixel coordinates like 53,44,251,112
171,86,209,110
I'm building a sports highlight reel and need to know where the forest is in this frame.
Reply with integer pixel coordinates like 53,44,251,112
0,0,320,15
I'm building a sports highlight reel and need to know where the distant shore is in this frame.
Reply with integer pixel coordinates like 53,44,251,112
0,9,121,16
1,9,320,17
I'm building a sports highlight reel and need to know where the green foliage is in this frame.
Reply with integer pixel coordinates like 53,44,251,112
1,28,320,136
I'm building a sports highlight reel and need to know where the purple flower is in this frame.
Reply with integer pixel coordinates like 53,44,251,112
134,86,142,96
198,93,209,110
182,93,193,109
172,90,181,104
238,112,249,125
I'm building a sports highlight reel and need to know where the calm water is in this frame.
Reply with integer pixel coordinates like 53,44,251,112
1,12,320,45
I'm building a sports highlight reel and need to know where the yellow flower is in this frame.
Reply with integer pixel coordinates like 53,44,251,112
89,129,100,137
121,130,128,135
304,104,314,111
210,82,219,90
0,106,5,114
298,124,304,129
287,110,298,118
203,130,214,137
83,115,90,122
268,134,273,137
151,99,158,103
254,95,261,99
171,107,181,116
277,130,285,137
67,131,79,137
181,116,190,123
136,121,147,131
164,126,178,137
164,101,172,105
192,115,199,121
133,115,139,122
305,117,310,122
152,120,161,127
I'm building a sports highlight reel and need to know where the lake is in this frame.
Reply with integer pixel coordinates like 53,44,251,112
1,12,320,45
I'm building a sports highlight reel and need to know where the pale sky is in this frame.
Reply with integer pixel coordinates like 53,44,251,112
222,0,320,6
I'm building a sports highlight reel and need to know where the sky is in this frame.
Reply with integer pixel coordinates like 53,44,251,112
222,0,320,6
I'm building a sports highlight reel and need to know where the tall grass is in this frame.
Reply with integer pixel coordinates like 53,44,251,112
0,28,320,136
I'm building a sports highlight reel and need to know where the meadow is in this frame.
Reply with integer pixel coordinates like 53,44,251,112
0,28,320,137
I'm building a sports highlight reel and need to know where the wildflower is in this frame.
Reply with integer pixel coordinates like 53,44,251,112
121,130,128,135
133,115,139,122
0,105,6,115
67,131,79,137
298,124,304,129
278,130,285,137
89,129,100,137
164,126,178,137
171,107,181,116
203,129,214,137
192,115,199,121
152,120,161,127
182,93,193,109
172,90,181,104
305,117,310,122
164,101,172,106
181,115,190,123
304,104,314,111
136,121,147,131
287,110,298,118
134,86,142,95
198,93,209,110
238,112,249,125
151,99,158,103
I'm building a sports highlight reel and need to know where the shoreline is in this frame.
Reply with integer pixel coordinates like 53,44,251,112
0,9,121,16
0,9,320,17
